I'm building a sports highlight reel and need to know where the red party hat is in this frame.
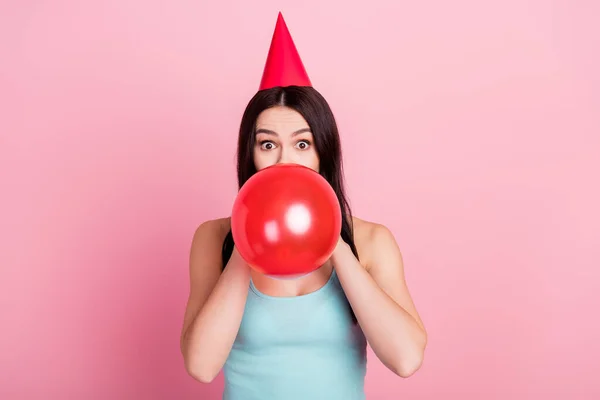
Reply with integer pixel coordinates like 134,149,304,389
259,12,312,90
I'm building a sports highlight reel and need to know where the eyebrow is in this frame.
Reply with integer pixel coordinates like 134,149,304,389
255,128,311,136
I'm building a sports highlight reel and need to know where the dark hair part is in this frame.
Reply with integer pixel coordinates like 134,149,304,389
221,86,359,321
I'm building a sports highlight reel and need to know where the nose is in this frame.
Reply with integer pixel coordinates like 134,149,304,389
277,147,295,165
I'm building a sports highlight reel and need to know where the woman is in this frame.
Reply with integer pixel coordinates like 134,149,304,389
180,13,427,400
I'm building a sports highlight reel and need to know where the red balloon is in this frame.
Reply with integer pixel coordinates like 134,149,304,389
231,163,342,277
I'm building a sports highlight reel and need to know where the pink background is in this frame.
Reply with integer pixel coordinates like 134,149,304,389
1,1,599,399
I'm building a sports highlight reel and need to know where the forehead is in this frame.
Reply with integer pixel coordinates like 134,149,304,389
255,106,309,134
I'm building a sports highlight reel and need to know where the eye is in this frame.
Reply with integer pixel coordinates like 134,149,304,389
259,140,276,150
295,140,311,150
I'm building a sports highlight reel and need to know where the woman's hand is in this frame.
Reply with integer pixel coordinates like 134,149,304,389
330,235,352,265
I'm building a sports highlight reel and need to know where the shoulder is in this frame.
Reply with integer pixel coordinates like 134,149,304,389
188,216,233,276
190,217,232,251
351,216,402,271
352,216,398,248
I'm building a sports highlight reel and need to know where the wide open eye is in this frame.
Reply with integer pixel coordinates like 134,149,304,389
259,140,277,150
295,140,311,150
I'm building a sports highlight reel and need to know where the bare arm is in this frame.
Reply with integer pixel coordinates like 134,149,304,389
180,220,251,383
331,225,427,378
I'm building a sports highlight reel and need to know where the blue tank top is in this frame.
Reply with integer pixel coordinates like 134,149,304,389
222,269,368,400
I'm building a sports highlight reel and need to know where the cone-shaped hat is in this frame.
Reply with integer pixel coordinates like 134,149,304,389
259,12,312,90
